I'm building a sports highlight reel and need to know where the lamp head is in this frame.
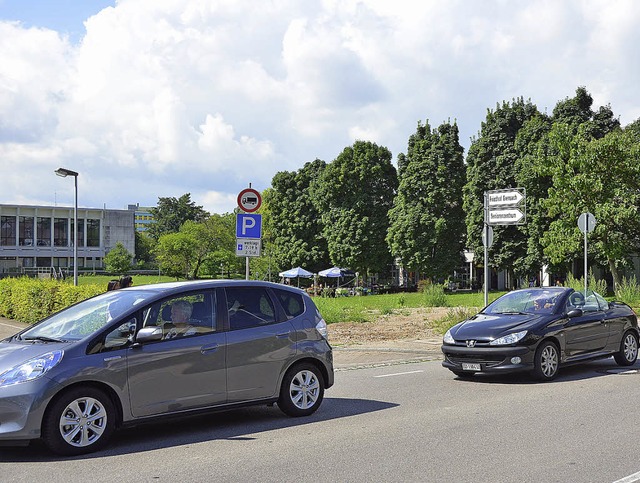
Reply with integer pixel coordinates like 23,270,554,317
55,167,78,178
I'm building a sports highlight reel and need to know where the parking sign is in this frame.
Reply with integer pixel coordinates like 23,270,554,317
236,213,262,239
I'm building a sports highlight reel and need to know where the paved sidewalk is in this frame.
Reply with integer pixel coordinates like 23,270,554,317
0,316,443,370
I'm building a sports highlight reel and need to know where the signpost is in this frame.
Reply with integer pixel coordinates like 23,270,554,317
236,185,262,280
483,188,526,306
577,212,596,296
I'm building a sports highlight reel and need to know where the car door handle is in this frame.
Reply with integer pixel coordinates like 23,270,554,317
201,344,219,354
276,332,290,338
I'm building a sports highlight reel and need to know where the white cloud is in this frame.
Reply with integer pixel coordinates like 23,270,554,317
1,0,639,214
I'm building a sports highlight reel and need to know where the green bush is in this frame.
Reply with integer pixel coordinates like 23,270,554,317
564,270,608,295
424,284,448,307
0,277,103,324
431,307,479,335
615,276,640,307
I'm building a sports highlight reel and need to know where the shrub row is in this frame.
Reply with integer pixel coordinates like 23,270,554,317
0,277,104,324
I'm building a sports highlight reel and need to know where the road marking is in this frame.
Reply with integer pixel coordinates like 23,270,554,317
613,470,640,483
374,370,424,378
0,321,24,330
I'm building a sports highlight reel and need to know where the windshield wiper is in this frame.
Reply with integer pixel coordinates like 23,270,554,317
494,311,529,315
22,336,66,343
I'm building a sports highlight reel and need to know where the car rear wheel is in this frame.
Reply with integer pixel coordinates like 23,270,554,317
42,387,115,456
614,331,638,366
278,363,325,417
533,341,559,381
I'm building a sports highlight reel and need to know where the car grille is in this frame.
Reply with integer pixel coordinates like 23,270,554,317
447,353,506,365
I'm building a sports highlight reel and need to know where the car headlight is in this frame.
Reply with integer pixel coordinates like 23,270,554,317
490,330,527,346
443,329,455,345
0,350,64,387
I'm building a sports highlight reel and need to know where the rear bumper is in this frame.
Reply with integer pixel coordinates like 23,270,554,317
441,344,535,374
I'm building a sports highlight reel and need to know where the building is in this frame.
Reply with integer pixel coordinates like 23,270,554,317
0,203,135,273
128,203,155,233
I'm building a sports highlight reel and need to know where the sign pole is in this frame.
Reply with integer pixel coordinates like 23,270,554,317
483,192,489,307
584,213,588,296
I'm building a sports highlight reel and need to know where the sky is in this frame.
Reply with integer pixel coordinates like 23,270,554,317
0,0,639,215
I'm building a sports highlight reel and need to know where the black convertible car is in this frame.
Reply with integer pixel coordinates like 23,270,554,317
441,287,639,380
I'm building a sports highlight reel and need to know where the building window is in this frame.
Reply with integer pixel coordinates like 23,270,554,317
54,218,68,247
37,217,51,246
1,216,16,246
71,219,85,247
19,216,34,246
87,219,100,247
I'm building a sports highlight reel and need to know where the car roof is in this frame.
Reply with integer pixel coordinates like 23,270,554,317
118,279,306,295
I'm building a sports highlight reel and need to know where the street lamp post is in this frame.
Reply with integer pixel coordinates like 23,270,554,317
55,168,79,286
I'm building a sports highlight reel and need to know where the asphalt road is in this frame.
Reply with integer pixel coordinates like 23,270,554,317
2,354,640,482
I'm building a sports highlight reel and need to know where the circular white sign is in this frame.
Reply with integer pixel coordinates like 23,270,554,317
577,212,596,233
237,188,262,212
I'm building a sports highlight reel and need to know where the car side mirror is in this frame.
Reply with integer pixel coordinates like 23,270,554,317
566,308,583,318
135,326,164,343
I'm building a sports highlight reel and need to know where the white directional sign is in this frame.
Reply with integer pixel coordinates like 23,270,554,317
236,238,261,257
488,208,525,225
486,188,526,226
487,189,525,207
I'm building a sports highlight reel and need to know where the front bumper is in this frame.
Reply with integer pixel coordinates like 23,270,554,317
441,344,534,374
0,377,62,443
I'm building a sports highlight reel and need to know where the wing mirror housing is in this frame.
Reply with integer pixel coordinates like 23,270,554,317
566,308,583,318
135,326,164,343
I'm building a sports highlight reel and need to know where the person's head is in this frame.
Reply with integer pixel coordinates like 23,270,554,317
533,298,546,310
171,300,192,324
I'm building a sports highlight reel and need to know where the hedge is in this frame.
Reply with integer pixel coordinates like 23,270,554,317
0,277,104,325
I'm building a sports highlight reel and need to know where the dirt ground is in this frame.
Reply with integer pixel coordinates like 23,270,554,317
327,306,450,347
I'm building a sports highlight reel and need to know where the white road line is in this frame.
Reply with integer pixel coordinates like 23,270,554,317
374,370,424,378
0,321,23,330
613,470,640,483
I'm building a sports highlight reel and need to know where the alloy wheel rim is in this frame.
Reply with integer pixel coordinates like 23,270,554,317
289,370,320,409
541,346,558,377
624,334,638,362
59,397,107,447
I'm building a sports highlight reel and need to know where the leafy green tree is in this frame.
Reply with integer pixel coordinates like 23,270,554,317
104,242,133,275
540,126,640,288
314,141,398,276
387,120,465,280
134,231,156,268
153,232,198,279
463,97,539,280
264,160,330,274
148,193,209,240
196,213,241,278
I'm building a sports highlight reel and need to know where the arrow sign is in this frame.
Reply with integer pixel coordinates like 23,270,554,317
488,208,525,225
487,189,525,207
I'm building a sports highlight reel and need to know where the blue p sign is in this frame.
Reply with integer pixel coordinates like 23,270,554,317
236,214,262,239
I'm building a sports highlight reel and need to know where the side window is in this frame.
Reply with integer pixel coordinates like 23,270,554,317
226,287,276,330
273,288,305,319
583,291,601,313
104,317,138,349
143,290,216,340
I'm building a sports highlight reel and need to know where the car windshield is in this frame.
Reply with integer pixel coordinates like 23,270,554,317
484,288,565,315
19,290,151,342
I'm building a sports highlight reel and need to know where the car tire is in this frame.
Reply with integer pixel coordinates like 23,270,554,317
533,340,560,381
614,331,638,366
42,387,116,456
278,363,325,417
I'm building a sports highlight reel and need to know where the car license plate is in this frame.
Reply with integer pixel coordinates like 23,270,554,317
462,363,481,371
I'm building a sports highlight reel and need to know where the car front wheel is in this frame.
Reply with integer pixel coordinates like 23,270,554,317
614,331,638,366
533,340,559,381
278,363,325,417
42,387,116,456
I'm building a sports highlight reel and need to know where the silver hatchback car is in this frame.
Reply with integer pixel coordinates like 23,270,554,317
0,280,333,455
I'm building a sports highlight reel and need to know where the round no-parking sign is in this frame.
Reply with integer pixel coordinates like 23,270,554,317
237,188,262,212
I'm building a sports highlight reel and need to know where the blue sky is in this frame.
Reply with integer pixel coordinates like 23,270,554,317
0,0,114,43
0,0,639,215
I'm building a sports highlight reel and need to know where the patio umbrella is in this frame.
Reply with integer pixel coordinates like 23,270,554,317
319,266,345,288
278,266,313,286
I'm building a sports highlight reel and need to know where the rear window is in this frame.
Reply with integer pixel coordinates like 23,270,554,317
273,288,305,319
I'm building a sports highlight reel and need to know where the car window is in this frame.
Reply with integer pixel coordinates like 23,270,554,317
273,288,305,319
226,287,276,330
484,289,563,315
143,290,216,340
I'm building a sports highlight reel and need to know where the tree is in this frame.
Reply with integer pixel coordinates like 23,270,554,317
147,193,209,240
264,160,330,274
463,97,539,280
314,141,398,276
153,232,198,279
540,126,640,289
134,231,155,268
104,242,133,274
387,120,465,280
